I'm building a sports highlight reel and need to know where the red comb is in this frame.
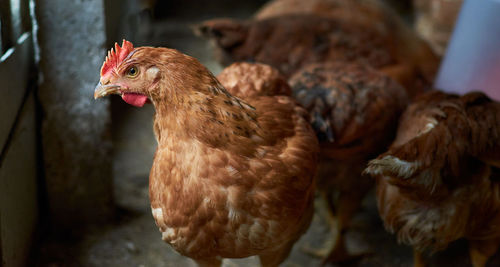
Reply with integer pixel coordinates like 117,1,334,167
100,39,134,77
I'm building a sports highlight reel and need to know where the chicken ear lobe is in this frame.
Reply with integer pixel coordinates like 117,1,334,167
194,18,248,49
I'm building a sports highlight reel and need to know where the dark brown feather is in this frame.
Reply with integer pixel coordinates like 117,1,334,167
289,62,408,156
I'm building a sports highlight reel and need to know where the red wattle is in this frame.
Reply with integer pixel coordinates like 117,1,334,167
122,93,148,107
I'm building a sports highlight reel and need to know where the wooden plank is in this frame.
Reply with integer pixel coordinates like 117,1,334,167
0,92,37,267
0,33,33,159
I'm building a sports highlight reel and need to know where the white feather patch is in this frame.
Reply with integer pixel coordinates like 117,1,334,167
152,207,163,221
162,228,176,242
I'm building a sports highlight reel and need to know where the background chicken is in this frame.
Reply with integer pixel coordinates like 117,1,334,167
94,40,318,266
365,91,500,267
218,61,409,263
196,0,439,98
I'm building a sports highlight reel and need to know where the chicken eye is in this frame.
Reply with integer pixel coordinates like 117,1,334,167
127,66,139,77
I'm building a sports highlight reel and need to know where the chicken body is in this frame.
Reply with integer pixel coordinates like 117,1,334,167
196,0,439,98
365,91,500,267
94,41,318,266
290,62,409,262
219,61,409,262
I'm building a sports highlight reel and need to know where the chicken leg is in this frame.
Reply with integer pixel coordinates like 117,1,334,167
323,188,372,264
413,248,425,267
302,187,371,263
469,238,500,267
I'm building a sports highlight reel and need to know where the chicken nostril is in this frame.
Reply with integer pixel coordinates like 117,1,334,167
98,78,111,86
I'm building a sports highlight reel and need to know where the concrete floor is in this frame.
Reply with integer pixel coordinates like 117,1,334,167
36,2,500,267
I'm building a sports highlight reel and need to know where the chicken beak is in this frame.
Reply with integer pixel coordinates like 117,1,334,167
94,82,122,99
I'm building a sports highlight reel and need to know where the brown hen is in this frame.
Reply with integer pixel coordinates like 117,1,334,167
218,61,410,263
365,91,500,267
94,40,318,267
196,0,439,98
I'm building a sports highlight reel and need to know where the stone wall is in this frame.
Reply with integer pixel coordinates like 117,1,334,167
35,0,114,229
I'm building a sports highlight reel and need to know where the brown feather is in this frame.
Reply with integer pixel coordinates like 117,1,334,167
365,90,500,254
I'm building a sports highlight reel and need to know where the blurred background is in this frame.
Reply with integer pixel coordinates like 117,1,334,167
5,0,499,266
